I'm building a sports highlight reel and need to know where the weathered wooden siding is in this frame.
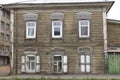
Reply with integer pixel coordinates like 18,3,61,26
13,6,105,74
107,22,120,47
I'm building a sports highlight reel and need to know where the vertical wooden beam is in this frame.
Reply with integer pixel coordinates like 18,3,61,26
103,8,107,54
10,9,14,74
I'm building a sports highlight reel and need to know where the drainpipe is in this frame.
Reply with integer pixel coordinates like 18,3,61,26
103,8,108,71
10,9,14,74
0,8,1,30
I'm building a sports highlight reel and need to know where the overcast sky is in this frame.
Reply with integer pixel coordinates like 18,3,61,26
0,0,119,20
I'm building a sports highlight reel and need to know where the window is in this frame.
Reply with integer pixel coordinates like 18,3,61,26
80,54,91,72
26,21,36,39
51,53,68,73
1,10,5,16
6,23,10,30
5,46,9,53
1,33,4,40
6,34,10,41
1,21,4,30
21,54,40,73
6,12,10,19
52,21,62,38
79,20,90,37
78,47,92,73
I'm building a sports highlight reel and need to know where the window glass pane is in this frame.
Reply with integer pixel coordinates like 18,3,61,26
28,61,30,69
1,11,3,16
58,62,62,72
54,65,57,72
54,22,61,26
6,35,10,41
1,21,4,30
28,28,34,36
5,46,9,52
28,22,35,27
26,22,36,38
81,21,88,25
81,65,85,72
81,55,85,63
52,21,62,38
6,12,10,19
31,62,35,70
29,56,35,60
1,10,5,16
86,55,90,63
6,24,10,30
81,27,88,35
54,27,60,35
54,56,62,61
86,65,90,72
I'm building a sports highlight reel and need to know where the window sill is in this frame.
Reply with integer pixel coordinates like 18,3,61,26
25,38,37,42
79,37,90,40
52,38,62,40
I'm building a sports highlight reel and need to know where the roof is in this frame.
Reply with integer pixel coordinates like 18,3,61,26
4,1,114,13
107,19,120,24
15,0,108,4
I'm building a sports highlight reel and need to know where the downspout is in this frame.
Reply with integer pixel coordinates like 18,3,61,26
0,8,1,30
103,8,108,71
10,9,14,74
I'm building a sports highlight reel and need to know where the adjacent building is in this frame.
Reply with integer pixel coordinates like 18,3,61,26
107,19,120,74
0,5,11,75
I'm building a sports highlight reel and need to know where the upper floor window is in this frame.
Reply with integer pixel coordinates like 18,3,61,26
52,21,62,38
1,21,4,30
5,46,9,53
1,10,5,16
79,20,90,38
6,12,10,19
6,34,10,41
26,21,36,39
6,23,10,30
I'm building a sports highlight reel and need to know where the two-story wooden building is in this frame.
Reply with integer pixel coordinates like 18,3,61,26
4,0,114,74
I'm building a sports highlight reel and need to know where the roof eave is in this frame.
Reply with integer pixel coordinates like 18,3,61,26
3,1,114,14
107,19,120,24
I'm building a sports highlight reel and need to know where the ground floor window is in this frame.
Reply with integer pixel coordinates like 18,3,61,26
0,56,9,65
21,53,40,73
53,55,63,73
26,55,36,73
78,47,92,73
80,54,91,73
51,50,67,73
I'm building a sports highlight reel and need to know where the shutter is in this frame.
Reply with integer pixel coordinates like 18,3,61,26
63,55,68,73
36,55,40,72
21,56,25,72
51,55,54,73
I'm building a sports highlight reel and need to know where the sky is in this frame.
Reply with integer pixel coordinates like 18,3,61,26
0,0,120,20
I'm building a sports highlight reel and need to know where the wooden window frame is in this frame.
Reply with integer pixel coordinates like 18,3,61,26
80,54,91,73
78,47,92,73
26,21,36,39
79,20,90,38
52,21,63,38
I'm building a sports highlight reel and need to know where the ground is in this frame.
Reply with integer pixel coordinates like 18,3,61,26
1,74,120,80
